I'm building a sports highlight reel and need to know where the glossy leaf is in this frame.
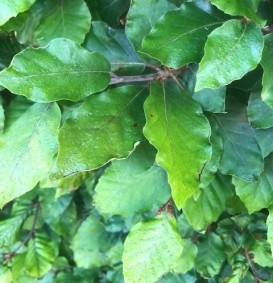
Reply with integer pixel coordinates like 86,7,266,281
34,0,91,46
57,85,147,177
141,3,224,68
94,141,171,217
123,216,184,283
213,98,263,181
261,34,273,107
195,20,264,91
143,81,211,208
184,173,234,231
125,0,176,52
233,153,273,213
248,90,273,129
0,0,36,26
0,38,111,102
195,233,226,278
210,0,265,25
25,233,57,277
0,103,60,208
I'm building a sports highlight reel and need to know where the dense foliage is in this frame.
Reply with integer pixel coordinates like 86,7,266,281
0,0,273,282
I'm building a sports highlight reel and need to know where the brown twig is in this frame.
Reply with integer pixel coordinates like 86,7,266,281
244,248,263,283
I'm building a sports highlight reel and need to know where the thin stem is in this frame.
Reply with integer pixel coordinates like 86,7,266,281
244,248,262,283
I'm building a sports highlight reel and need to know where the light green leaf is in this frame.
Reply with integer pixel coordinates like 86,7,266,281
183,173,234,231
71,216,114,269
83,21,144,73
210,0,265,25
141,3,224,68
56,85,147,177
0,38,111,102
195,233,226,278
195,20,264,91
34,0,91,46
25,233,57,277
248,90,273,129
266,209,273,256
213,98,263,181
233,153,273,213
255,128,273,158
261,34,273,107
0,217,23,248
143,80,211,209
94,141,171,217
123,216,184,283
248,239,273,267
0,103,60,208
0,0,36,26
159,273,196,283
0,98,4,135
125,0,176,52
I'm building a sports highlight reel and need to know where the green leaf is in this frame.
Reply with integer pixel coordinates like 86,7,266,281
34,0,91,46
0,103,60,208
255,128,273,158
25,233,58,277
159,273,196,283
248,239,273,267
56,85,147,177
248,90,273,129
0,0,36,26
94,141,171,217
233,153,273,213
0,98,4,135
183,173,234,231
210,0,265,25
125,0,176,52
195,233,226,278
123,216,184,283
213,98,263,181
141,3,224,68
143,80,211,208
83,21,144,73
0,217,23,248
261,34,273,107
195,20,264,91
0,38,111,102
71,216,114,269
266,209,273,256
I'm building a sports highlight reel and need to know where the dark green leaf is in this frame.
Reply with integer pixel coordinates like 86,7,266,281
143,80,211,208
0,38,111,102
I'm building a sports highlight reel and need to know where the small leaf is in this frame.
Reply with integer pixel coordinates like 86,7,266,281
125,0,176,52
123,216,184,283
94,141,171,217
195,233,226,278
25,233,58,277
0,38,111,102
143,81,211,208
210,0,265,25
0,0,36,26
57,85,147,177
233,153,273,213
141,3,224,68
195,20,264,91
261,34,273,107
0,103,60,207
34,0,91,46
183,173,234,231
248,90,273,129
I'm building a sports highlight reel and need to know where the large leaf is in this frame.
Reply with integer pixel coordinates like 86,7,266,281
233,153,273,213
123,216,184,283
94,141,171,217
0,103,60,208
56,85,147,177
143,80,211,208
25,233,58,277
248,90,273,129
125,0,176,52
212,98,263,181
261,34,273,107
141,3,224,68
195,20,264,91
0,38,111,102
34,0,91,46
183,173,234,231
0,0,36,26
210,0,265,25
